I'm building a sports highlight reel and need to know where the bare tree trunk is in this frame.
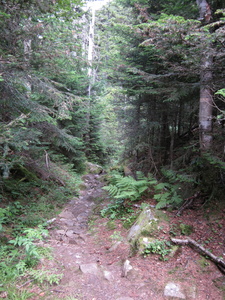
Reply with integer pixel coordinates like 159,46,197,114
84,6,96,156
199,50,213,151
196,0,213,151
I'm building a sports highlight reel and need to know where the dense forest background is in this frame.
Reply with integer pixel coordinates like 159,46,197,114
0,0,225,295
0,0,225,208
96,0,225,204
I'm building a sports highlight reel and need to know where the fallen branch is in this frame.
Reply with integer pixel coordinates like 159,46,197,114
176,192,201,216
17,279,34,289
171,237,225,274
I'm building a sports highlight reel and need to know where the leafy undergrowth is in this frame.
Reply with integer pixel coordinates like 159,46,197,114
0,163,82,299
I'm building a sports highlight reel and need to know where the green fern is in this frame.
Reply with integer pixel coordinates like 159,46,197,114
102,172,153,202
154,184,183,209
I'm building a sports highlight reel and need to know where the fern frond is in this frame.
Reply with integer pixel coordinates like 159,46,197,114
154,182,170,190
137,186,148,194
102,184,119,197
102,172,155,202
156,200,168,209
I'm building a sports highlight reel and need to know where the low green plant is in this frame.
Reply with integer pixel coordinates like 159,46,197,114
3,288,33,300
169,223,193,236
0,207,9,231
9,225,49,267
121,214,137,229
153,182,183,209
101,198,138,229
169,224,179,236
100,199,134,219
142,240,172,260
28,268,63,285
102,171,156,202
179,223,193,235
153,168,197,209
110,231,123,241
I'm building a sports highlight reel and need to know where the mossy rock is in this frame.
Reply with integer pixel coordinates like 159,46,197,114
79,182,89,190
127,207,158,251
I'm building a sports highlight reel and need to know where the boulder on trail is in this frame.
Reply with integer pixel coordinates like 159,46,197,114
127,207,158,253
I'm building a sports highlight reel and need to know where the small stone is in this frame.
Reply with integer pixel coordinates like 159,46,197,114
79,263,101,277
59,210,74,219
121,259,133,278
164,282,186,299
46,218,56,224
65,230,74,238
103,270,114,281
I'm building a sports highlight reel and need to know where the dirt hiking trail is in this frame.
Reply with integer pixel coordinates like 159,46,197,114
37,171,225,300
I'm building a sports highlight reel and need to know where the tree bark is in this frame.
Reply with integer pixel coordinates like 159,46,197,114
196,0,213,151
199,50,213,151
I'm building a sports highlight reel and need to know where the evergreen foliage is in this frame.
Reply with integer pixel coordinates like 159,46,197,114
0,0,109,187
95,0,225,206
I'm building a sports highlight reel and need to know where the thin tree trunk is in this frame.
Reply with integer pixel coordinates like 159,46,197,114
196,0,213,151
84,6,96,155
199,50,213,151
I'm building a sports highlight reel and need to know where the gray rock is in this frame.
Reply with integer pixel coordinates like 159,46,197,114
82,174,93,181
63,219,75,227
85,162,103,174
65,230,75,238
121,259,133,278
79,263,102,277
79,182,90,190
103,270,114,281
164,282,186,299
59,210,74,219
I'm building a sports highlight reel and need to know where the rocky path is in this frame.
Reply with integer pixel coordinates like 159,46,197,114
41,170,224,300
45,173,138,300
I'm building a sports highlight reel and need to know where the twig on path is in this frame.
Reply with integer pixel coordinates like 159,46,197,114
17,279,34,289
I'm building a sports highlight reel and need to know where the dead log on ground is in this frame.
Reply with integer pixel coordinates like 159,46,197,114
171,237,225,274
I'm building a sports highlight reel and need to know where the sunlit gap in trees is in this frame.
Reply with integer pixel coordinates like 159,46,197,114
84,0,110,11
